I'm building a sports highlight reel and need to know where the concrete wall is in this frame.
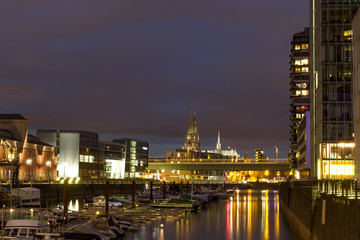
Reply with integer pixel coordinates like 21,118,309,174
280,183,360,240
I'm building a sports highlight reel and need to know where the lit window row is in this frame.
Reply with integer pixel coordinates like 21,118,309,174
79,155,94,163
294,59,309,66
295,67,309,73
295,90,309,96
294,44,309,50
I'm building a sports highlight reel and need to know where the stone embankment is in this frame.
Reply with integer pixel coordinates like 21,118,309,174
280,182,360,240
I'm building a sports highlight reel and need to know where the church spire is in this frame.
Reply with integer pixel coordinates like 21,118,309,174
186,112,193,134
216,131,221,153
193,112,198,132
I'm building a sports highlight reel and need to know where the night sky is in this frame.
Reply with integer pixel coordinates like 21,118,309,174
0,0,309,158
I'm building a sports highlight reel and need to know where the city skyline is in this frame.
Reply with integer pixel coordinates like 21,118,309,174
0,0,309,158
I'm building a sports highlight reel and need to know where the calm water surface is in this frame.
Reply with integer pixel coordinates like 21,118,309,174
125,190,296,240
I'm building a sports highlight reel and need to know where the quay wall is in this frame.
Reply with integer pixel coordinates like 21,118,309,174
280,183,360,240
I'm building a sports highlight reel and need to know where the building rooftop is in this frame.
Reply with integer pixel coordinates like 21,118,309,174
0,114,28,120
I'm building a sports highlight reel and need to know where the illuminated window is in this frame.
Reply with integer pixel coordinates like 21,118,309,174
295,67,301,73
344,30,352,40
296,83,307,88
295,60,301,65
301,44,308,49
296,113,304,119
295,44,301,50
296,90,301,96
301,67,309,72
301,90,309,96
300,59,309,65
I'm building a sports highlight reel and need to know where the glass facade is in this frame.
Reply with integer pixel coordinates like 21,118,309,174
311,0,359,179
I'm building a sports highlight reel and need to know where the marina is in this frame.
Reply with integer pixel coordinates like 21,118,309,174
0,187,296,239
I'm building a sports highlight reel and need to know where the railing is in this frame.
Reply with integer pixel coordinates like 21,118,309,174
312,179,359,199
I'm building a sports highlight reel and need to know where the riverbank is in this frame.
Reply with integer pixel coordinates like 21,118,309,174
280,182,360,240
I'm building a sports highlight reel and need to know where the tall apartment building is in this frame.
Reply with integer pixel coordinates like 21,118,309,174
310,0,359,179
289,28,310,170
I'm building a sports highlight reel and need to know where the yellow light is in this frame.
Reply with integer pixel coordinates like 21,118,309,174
75,177,80,184
46,161,51,167
68,177,74,184
96,211,100,215
60,178,66,184
265,170,269,176
26,159,32,165
56,176,60,181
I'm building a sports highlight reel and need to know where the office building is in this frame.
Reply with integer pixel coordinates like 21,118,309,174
310,0,359,179
289,28,310,169
112,138,148,178
255,148,268,162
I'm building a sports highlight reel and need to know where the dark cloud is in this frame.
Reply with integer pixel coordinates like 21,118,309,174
0,0,309,158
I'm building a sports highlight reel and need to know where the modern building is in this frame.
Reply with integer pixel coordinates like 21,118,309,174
37,130,147,179
37,130,102,179
0,114,57,181
112,138,149,178
254,148,268,162
310,0,359,179
296,111,311,178
184,112,200,151
352,10,360,180
289,28,310,170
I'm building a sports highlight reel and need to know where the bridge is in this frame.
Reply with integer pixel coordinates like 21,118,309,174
147,159,291,172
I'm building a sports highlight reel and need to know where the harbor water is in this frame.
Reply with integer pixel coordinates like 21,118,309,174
124,189,296,240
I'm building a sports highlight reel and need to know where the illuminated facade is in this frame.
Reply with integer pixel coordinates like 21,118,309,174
310,0,359,179
289,28,310,169
112,138,148,178
184,112,200,151
0,114,57,181
254,148,268,162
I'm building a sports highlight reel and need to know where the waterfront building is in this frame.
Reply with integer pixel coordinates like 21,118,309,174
183,112,200,151
289,28,310,170
0,114,57,181
112,138,149,178
37,130,102,179
353,11,360,180
296,111,311,178
37,131,148,179
255,148,268,162
310,0,359,179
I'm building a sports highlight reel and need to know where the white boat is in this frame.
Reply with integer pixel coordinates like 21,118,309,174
2,219,50,239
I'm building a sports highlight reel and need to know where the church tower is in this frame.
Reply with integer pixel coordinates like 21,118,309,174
184,112,200,151
216,131,221,153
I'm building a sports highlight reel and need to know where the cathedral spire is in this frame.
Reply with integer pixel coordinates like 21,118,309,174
186,112,193,134
193,112,198,132
216,131,221,153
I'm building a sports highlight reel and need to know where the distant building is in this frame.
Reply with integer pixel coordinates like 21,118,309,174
0,114,57,181
296,111,310,178
254,148,268,162
243,153,250,163
112,138,148,178
184,112,200,151
289,27,310,170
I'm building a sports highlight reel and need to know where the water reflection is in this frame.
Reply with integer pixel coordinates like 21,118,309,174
125,190,295,240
